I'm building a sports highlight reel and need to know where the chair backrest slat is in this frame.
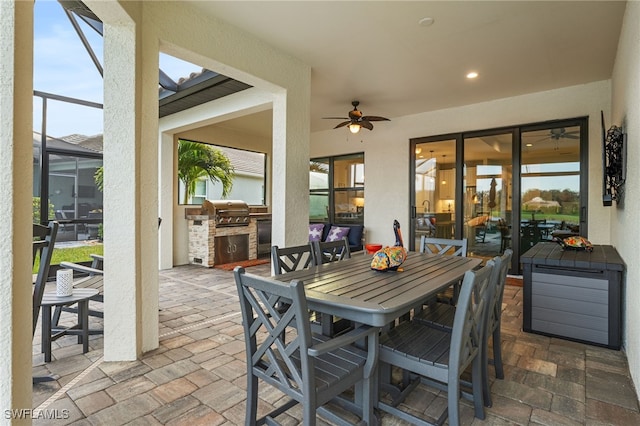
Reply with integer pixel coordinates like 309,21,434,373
420,236,468,257
32,221,59,337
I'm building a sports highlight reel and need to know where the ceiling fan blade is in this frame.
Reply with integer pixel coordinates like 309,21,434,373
533,136,552,143
360,120,374,130
361,115,390,122
564,134,580,139
333,121,350,129
323,116,349,120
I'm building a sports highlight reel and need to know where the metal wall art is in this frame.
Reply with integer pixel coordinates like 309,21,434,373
602,111,626,206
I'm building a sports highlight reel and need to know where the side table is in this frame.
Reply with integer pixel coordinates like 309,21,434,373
41,288,99,362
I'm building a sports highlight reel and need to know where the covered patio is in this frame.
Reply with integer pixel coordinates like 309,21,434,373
3,1,640,421
32,264,639,424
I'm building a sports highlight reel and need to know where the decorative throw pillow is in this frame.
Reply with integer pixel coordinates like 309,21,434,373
308,223,325,242
325,226,350,242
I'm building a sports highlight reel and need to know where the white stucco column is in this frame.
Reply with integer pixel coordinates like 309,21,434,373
271,89,311,247
92,1,159,360
0,0,34,417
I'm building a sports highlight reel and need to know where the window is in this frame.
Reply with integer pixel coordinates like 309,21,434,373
310,153,364,224
191,179,207,205
177,139,266,205
310,158,330,221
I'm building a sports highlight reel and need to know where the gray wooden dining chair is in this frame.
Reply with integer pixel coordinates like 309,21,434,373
312,237,351,264
271,243,316,275
420,236,468,304
419,236,468,256
271,243,318,338
378,261,495,426
414,249,513,407
311,237,352,336
234,267,377,426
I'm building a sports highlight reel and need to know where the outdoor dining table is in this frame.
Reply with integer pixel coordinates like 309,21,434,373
273,251,481,327
272,251,482,422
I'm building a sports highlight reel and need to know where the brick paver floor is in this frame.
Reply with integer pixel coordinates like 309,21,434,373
31,263,640,425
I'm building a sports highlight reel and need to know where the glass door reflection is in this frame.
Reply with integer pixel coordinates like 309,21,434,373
463,132,513,263
520,126,581,252
413,139,456,249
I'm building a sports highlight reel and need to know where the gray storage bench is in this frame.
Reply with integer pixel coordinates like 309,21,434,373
521,242,625,349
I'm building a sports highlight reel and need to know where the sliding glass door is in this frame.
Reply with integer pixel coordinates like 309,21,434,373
410,117,588,273
520,124,584,252
412,138,457,250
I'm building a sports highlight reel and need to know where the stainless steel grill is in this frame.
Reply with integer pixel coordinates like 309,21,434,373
202,199,250,227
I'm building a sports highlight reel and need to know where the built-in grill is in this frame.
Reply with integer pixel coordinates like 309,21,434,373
186,200,257,267
202,199,250,227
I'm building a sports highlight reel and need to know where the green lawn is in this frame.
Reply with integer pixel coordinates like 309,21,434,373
34,243,104,273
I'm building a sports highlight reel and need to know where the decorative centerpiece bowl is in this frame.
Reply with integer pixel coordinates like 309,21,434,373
365,244,383,255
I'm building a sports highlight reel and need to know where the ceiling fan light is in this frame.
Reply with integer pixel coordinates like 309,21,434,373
349,123,361,134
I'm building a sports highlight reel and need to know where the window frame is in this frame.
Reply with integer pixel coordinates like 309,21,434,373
310,152,364,225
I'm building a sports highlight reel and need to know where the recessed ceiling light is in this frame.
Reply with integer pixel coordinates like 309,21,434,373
466,71,479,79
526,143,533,147
418,17,435,27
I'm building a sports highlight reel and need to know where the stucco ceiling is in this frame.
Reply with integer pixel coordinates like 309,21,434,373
188,1,625,137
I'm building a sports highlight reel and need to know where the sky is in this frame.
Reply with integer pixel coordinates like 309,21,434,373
33,0,200,138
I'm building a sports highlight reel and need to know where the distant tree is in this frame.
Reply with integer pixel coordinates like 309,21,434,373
178,140,234,204
93,140,235,204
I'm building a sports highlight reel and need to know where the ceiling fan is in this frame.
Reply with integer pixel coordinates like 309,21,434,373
532,128,580,142
323,101,390,134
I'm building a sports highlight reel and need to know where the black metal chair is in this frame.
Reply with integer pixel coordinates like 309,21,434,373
377,262,495,426
234,267,378,425
414,249,513,407
521,221,543,251
497,218,512,254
